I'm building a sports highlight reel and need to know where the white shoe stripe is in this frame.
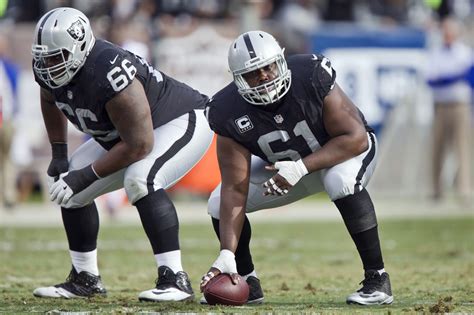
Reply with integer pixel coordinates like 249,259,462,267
139,288,193,302
33,286,80,299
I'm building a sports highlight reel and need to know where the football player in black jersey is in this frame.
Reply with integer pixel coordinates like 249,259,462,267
31,7,214,302
200,31,393,305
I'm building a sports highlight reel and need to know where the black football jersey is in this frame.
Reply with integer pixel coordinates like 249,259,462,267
34,39,207,150
206,54,372,163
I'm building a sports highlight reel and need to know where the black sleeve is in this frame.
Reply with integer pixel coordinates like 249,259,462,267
311,54,336,101
206,98,232,138
91,48,138,105
205,98,220,134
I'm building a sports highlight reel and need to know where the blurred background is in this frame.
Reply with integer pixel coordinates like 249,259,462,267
0,0,473,220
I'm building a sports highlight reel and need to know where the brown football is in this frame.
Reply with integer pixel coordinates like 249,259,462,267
203,274,249,306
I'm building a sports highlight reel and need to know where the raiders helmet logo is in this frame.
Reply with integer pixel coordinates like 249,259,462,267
67,21,85,41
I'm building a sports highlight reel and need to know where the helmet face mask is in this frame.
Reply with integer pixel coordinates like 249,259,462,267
228,31,291,106
32,47,74,87
32,7,95,89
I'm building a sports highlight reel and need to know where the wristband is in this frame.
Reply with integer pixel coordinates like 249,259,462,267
296,159,309,176
51,142,67,159
91,164,102,179
63,164,99,193
211,249,237,273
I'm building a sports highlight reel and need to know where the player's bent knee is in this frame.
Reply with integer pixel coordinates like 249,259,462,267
323,171,355,201
124,174,149,205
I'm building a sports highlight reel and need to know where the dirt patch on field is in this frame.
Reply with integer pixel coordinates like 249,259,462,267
429,296,455,313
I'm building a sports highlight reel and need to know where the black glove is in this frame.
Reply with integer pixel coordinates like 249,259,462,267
47,143,69,182
63,165,99,194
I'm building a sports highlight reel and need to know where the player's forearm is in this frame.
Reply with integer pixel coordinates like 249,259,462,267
40,88,68,143
219,188,247,253
92,140,152,177
41,104,68,144
303,132,367,173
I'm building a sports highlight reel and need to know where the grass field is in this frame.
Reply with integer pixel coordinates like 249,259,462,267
1,216,473,313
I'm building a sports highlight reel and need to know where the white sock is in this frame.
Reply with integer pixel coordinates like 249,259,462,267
377,268,386,275
155,250,183,273
242,270,258,280
70,249,99,276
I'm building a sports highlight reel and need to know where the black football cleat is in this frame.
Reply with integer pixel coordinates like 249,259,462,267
245,276,264,304
33,266,107,299
200,275,264,304
139,266,194,302
346,270,393,305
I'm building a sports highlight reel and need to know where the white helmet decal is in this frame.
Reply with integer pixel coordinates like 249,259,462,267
67,20,85,41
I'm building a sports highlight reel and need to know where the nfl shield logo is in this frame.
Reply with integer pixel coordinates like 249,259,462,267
274,114,284,124
67,90,73,99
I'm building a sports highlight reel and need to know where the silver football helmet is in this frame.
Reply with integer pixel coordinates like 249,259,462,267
32,7,95,89
228,31,291,106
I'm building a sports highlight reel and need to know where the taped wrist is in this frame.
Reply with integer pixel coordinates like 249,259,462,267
276,159,309,186
296,159,309,176
51,142,68,159
218,249,235,259
212,249,237,273
64,164,99,193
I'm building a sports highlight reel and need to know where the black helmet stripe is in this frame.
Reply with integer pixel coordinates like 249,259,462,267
243,33,256,59
37,9,59,45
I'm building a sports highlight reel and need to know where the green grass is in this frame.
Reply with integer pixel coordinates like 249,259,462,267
1,217,473,313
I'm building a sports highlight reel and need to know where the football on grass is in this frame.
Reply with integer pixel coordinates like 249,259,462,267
203,274,249,306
